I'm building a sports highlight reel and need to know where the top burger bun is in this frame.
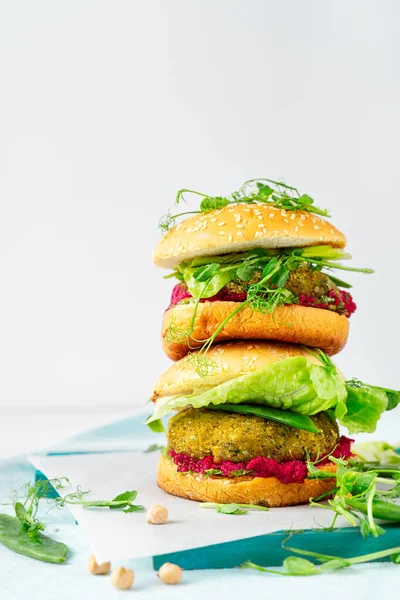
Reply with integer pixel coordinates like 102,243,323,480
153,203,346,269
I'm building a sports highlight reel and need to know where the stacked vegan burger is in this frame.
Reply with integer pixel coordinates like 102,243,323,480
148,179,398,507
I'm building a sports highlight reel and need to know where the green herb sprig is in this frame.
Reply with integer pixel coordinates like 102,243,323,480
242,544,400,577
160,178,330,235
166,245,373,377
199,502,270,515
307,456,400,538
0,478,145,564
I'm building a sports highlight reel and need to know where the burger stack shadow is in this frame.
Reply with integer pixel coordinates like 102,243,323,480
147,179,393,508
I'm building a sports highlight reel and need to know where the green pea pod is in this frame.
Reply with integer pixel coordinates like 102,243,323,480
207,403,320,433
0,514,68,564
345,498,400,522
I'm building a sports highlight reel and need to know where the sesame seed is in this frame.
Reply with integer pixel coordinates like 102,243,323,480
295,226,299,232
237,231,244,237
283,218,289,224
219,231,226,235
218,222,226,226
233,213,241,218
258,224,264,228
283,229,289,235
269,213,275,218
237,224,243,228
228,234,233,242
210,217,217,222
254,231,261,238
247,345,253,349
314,225,320,230
257,215,263,220
300,215,306,220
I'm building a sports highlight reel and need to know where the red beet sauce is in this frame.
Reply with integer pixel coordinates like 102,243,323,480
167,283,356,317
169,436,354,485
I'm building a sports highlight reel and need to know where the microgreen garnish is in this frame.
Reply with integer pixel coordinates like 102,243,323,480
160,179,330,235
1,478,144,564
166,245,373,377
11,479,144,522
307,456,400,538
199,502,269,515
241,544,400,577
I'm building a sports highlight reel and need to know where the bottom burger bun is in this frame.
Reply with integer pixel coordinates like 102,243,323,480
157,454,337,508
162,302,349,361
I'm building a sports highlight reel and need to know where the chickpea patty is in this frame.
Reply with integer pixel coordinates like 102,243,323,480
168,407,339,463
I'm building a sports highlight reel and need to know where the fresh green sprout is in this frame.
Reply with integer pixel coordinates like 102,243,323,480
160,178,331,236
199,502,270,515
307,455,400,538
11,478,145,539
165,246,373,377
241,544,400,577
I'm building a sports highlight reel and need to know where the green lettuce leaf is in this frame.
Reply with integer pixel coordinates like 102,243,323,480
147,356,347,422
339,383,388,434
182,267,236,299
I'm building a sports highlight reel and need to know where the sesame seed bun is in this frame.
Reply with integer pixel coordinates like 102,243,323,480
157,454,337,508
153,204,346,269
161,302,349,362
152,341,325,401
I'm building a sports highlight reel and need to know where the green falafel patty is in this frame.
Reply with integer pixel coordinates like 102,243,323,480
168,407,339,463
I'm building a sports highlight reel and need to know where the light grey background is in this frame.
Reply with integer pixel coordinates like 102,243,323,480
0,1,399,436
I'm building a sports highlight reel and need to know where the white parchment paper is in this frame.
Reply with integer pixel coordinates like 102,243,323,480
28,451,351,562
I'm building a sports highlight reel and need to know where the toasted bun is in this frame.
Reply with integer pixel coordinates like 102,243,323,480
153,341,325,401
153,204,346,269
157,454,337,508
161,302,349,361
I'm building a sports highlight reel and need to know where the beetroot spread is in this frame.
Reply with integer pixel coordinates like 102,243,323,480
168,283,247,309
169,436,354,485
298,290,356,318
168,283,356,317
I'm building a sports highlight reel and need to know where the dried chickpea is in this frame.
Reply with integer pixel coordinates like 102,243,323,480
146,504,168,525
110,566,134,590
158,562,182,585
88,554,111,575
